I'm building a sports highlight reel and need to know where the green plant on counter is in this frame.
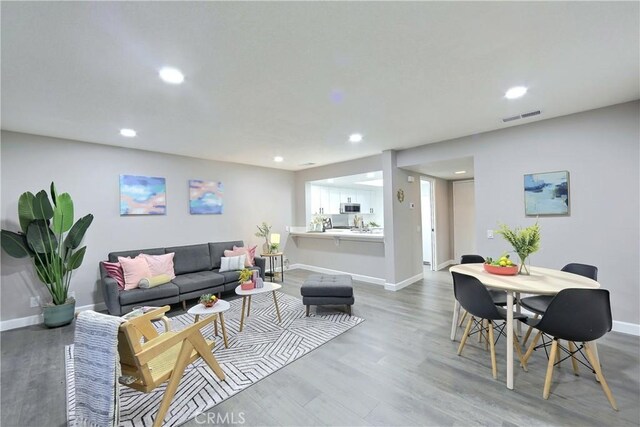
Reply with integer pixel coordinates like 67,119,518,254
238,268,253,284
1,182,94,305
496,222,541,275
270,243,279,253
368,221,380,228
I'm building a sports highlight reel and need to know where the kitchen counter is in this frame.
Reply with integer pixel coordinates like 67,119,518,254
285,226,386,285
290,229,384,243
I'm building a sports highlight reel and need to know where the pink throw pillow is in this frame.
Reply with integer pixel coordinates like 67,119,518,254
102,261,126,290
224,249,252,267
233,245,257,266
141,253,176,279
118,256,152,290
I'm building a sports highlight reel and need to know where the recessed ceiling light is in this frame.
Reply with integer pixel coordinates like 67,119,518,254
454,170,467,175
274,156,284,162
505,86,527,99
120,128,137,137
159,67,185,84
349,133,363,143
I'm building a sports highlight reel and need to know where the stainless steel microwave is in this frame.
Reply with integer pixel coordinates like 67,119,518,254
340,203,361,214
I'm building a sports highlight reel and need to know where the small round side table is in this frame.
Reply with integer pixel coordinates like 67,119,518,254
187,299,231,348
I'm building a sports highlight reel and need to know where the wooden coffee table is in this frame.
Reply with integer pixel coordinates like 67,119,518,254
187,299,231,348
235,282,282,331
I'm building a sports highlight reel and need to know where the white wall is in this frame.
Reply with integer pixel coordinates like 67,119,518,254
397,101,640,325
0,131,295,322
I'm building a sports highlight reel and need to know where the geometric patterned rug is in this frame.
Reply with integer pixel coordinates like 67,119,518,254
65,292,363,426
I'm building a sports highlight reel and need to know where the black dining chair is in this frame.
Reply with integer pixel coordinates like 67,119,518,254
452,272,528,379
456,255,510,342
521,288,617,410
521,263,598,346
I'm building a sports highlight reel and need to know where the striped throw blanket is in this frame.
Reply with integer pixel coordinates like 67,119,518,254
74,311,124,427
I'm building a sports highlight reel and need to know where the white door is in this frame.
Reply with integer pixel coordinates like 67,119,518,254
453,180,476,261
421,179,435,269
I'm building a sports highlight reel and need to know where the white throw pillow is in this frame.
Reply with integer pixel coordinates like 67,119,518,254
219,254,246,272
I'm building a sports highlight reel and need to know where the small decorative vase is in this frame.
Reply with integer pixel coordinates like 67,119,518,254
262,240,270,255
518,255,530,275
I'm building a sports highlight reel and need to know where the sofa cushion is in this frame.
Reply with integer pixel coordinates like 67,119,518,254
108,247,165,263
209,241,244,269
118,256,152,290
166,244,212,275
301,274,353,297
141,253,176,279
119,282,179,306
101,261,125,290
171,271,225,294
233,245,257,266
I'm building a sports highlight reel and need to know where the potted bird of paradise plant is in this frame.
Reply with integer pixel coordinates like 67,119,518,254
1,183,93,327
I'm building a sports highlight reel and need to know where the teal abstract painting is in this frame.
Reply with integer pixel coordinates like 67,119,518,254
189,180,223,214
120,175,166,215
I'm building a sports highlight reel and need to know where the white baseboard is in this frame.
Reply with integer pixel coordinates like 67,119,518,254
384,272,424,291
0,302,107,332
612,321,640,336
437,259,455,270
288,263,386,286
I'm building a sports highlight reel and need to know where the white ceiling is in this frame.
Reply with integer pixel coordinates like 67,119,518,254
407,157,475,181
1,2,638,171
310,170,383,189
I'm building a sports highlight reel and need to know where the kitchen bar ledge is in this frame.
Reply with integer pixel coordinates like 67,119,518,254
289,229,384,243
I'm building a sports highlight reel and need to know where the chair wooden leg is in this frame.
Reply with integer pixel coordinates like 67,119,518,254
219,313,229,348
458,310,467,327
457,316,474,355
522,314,539,347
478,319,484,343
584,341,618,411
543,339,559,399
189,332,226,381
153,340,194,427
272,291,282,322
523,330,542,365
513,331,528,372
488,320,497,379
214,316,219,336
568,341,580,376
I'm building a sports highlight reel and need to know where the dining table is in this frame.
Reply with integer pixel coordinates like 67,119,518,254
449,263,600,390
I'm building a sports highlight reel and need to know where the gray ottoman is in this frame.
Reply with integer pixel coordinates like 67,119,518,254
301,274,354,316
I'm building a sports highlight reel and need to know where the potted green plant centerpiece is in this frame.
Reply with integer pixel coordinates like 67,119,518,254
239,268,254,290
496,222,541,275
1,183,93,327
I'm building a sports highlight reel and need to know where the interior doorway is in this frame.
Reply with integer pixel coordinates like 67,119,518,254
452,180,476,261
420,178,436,271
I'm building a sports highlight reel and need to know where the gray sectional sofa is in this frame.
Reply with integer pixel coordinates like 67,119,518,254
100,241,265,315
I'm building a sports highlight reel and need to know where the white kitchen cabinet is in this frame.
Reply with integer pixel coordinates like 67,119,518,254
357,190,372,214
328,188,341,214
310,185,331,215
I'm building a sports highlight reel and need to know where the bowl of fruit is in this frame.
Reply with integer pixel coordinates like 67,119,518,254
199,293,218,308
484,254,518,275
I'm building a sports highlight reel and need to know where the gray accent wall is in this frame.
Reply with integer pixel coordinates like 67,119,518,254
398,101,640,325
0,131,295,322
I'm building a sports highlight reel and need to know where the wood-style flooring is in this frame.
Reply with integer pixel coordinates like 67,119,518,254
1,268,638,426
